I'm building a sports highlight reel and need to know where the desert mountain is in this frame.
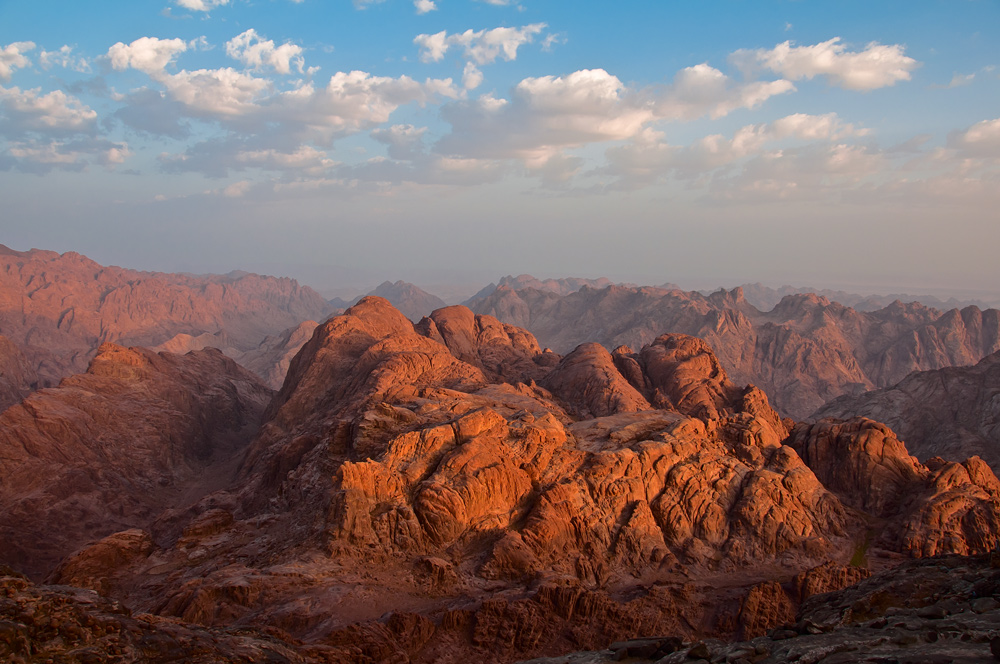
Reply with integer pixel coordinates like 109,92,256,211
0,343,272,578
813,349,1000,473
468,284,1000,419
0,244,333,389
13,297,996,663
738,281,999,313
368,280,448,321
470,274,617,301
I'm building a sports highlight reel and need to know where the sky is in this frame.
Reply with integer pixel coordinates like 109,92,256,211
1,0,998,298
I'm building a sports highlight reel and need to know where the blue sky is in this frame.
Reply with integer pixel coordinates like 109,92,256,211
1,0,998,297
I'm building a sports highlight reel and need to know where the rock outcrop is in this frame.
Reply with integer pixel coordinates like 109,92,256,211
7,297,1000,663
813,350,1000,472
0,343,272,578
468,284,1000,418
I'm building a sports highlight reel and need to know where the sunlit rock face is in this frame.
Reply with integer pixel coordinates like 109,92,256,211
7,297,1000,663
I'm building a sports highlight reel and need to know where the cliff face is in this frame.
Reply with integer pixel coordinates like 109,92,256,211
21,298,997,663
813,349,1000,472
468,285,1000,419
0,244,333,388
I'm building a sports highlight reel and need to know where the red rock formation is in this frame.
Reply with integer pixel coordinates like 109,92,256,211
8,297,1000,664
0,343,272,578
0,244,332,388
814,350,1000,472
469,284,1000,419
790,418,1000,555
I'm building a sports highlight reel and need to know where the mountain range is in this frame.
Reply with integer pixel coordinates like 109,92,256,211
3,247,1000,662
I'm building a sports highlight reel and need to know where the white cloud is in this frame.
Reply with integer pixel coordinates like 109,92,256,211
414,0,437,14
415,24,546,64
235,145,336,173
438,69,653,167
656,63,795,121
462,62,483,90
222,180,251,197
732,38,919,91
39,46,90,73
0,42,35,81
949,118,1000,157
226,29,305,75
108,37,188,74
603,113,868,186
0,85,98,134
4,137,130,174
161,67,270,117
175,0,229,12
371,123,426,159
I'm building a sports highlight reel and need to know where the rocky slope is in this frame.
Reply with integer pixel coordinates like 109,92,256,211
519,550,1000,663
22,298,999,663
813,350,1000,473
0,343,272,578
468,284,1000,419
0,244,333,388
0,334,37,411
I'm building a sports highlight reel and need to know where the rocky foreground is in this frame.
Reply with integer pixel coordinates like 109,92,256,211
2,297,1000,662
521,552,1000,663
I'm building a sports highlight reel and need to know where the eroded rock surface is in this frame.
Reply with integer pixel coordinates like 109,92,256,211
8,297,1000,663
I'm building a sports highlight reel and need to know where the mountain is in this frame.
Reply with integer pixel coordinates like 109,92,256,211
368,280,448,321
469,274,618,301
737,282,998,313
0,244,334,389
19,298,996,663
0,343,272,578
812,349,1000,472
468,284,1000,419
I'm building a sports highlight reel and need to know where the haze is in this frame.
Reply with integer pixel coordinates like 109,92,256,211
1,1,998,300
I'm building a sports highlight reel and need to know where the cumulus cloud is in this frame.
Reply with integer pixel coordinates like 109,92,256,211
0,85,98,136
235,145,336,174
414,0,437,14
415,24,547,64
732,37,919,91
108,37,188,74
438,69,652,168
175,0,229,12
0,42,35,81
226,29,305,75
110,36,458,141
949,118,1000,157
372,124,427,159
603,113,868,187
656,63,795,120
39,46,90,73
3,137,130,174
